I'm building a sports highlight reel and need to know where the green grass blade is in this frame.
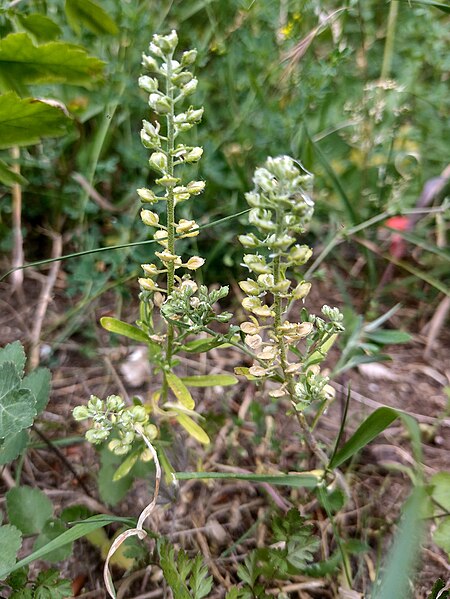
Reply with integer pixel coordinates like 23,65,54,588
175,471,321,488
371,486,427,599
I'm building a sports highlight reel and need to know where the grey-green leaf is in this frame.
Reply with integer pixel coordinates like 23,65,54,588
0,524,22,580
22,368,51,414
0,33,104,91
0,93,71,149
0,341,26,376
0,363,36,440
6,486,53,535
0,430,29,465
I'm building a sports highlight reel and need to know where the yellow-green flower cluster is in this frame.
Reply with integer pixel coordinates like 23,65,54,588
137,31,205,297
238,156,343,409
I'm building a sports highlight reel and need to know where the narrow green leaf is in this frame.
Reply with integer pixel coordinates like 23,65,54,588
0,33,104,91
397,0,450,13
65,0,119,36
180,374,238,387
181,338,229,353
175,413,210,445
365,330,412,345
166,373,195,410
175,471,321,488
0,160,28,186
6,486,53,535
100,316,150,344
0,93,71,149
98,445,134,507
329,407,399,469
16,14,62,42
0,514,133,579
0,525,22,580
33,518,73,563
372,487,427,599
112,450,139,482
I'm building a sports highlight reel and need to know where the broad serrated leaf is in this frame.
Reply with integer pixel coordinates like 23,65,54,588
33,519,73,563
180,374,238,387
65,0,119,36
0,33,104,91
16,14,62,42
100,316,150,344
22,368,51,414
0,430,29,465
175,413,210,445
0,93,71,149
166,373,195,410
6,486,53,535
0,363,36,439
0,341,26,376
0,160,28,186
0,525,22,580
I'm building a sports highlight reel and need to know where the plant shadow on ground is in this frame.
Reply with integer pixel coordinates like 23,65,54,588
0,270,448,599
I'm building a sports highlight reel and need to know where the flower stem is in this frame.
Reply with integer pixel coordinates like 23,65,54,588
165,53,175,369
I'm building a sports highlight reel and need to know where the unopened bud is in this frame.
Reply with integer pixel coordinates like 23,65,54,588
238,279,260,296
292,281,311,300
184,147,203,163
140,210,160,227
186,180,205,195
182,78,198,95
139,76,158,93
149,151,167,173
181,49,197,66
73,406,89,421
185,256,205,270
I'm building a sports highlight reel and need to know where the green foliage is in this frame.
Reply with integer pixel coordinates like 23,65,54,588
158,539,213,599
6,487,53,535
428,471,450,558
0,342,51,465
0,33,104,90
0,525,22,579
0,92,71,150
5,568,72,599
427,579,450,599
65,0,119,36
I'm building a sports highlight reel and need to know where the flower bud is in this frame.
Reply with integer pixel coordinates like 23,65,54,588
173,186,191,202
140,129,160,149
257,274,275,289
292,281,311,300
139,278,158,291
73,406,89,420
149,151,168,173
185,256,205,270
85,428,109,444
106,395,124,412
156,175,180,187
256,345,277,360
186,107,204,123
239,233,260,248
140,210,160,227
244,334,262,349
144,423,158,440
171,71,193,86
181,49,198,66
155,249,182,264
131,405,148,423
176,219,198,235
240,321,260,335
154,229,168,247
139,76,158,93
243,254,271,275
249,365,268,377
182,78,198,95
137,188,158,204
148,93,171,114
142,54,159,72
88,396,103,412
184,147,203,162
289,245,313,265
238,279,260,296
186,180,205,195
108,439,131,455
141,263,159,277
